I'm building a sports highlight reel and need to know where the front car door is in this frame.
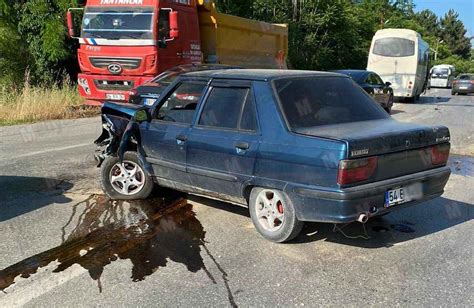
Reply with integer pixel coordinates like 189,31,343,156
365,73,385,105
186,79,261,202
141,79,208,185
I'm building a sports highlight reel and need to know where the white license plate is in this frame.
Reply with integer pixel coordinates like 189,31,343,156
459,86,468,90
385,188,407,207
106,94,125,101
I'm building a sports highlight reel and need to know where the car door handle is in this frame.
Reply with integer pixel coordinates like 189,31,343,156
235,142,249,150
176,135,187,145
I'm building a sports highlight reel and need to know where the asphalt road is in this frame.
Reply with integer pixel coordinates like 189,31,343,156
0,88,472,307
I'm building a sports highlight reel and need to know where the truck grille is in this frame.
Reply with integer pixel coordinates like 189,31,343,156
94,80,135,91
90,57,142,69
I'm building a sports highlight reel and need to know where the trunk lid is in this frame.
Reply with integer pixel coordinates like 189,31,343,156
295,119,450,158
296,119,450,184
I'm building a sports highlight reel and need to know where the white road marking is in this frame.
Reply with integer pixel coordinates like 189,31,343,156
4,143,92,161
0,262,88,307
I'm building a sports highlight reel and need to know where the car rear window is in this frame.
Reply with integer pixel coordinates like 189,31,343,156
459,75,474,80
273,76,389,129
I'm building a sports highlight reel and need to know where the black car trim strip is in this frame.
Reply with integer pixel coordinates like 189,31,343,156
187,166,238,182
146,157,186,172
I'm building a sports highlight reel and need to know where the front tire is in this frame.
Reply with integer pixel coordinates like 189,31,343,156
100,151,154,200
249,187,304,242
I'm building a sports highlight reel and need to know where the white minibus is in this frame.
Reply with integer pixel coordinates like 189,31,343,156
428,64,456,88
367,29,429,101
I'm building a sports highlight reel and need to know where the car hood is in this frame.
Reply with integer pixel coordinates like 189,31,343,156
102,101,147,119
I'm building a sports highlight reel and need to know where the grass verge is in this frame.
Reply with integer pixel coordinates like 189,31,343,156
0,82,99,126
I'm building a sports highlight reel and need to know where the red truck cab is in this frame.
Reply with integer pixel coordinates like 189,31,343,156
73,0,202,105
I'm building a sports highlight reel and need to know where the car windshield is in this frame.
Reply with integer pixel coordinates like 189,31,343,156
373,38,415,57
432,68,449,75
274,76,388,129
82,7,154,40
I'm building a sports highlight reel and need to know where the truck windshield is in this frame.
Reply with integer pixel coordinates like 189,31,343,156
373,38,415,57
82,7,154,40
274,77,388,129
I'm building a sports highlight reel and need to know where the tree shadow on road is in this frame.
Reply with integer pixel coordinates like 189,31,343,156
0,176,73,222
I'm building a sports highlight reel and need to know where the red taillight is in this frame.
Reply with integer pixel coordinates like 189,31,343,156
431,143,450,165
128,89,138,96
337,157,378,185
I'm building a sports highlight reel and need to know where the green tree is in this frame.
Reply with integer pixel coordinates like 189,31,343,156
439,9,471,59
0,0,78,86
414,9,439,37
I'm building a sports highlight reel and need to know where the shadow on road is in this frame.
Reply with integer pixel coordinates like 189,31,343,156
0,176,73,222
189,195,472,249
295,196,473,248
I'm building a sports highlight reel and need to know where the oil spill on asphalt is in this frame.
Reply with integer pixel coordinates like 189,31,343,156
0,193,215,293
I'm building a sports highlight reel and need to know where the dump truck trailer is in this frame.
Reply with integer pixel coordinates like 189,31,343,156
67,0,288,104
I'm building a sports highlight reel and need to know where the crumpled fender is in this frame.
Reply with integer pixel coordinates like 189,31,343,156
117,119,154,176
118,119,139,163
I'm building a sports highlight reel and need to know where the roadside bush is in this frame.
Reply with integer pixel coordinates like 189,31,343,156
0,76,96,126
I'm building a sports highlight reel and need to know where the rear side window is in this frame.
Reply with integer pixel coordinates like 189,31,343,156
239,93,258,131
274,77,389,129
199,87,249,129
373,38,415,57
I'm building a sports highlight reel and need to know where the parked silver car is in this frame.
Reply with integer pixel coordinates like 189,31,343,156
452,74,474,95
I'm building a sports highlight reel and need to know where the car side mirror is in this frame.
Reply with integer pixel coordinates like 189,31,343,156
134,108,151,123
385,82,391,87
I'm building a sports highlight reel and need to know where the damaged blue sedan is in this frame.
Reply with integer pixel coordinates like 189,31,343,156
95,69,451,242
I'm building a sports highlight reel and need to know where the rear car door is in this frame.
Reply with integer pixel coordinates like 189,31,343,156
141,80,208,185
186,79,261,198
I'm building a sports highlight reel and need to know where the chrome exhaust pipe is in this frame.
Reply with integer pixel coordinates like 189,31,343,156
357,213,369,224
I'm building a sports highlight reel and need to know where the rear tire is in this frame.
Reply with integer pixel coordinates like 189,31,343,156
100,151,154,200
385,95,393,114
249,187,304,243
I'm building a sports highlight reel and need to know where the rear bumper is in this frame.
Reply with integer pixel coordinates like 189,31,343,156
285,166,451,223
452,85,474,93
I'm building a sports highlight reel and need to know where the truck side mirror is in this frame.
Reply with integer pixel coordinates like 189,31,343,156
169,11,179,39
67,11,75,37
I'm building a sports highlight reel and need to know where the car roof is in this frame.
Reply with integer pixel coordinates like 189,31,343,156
332,70,370,82
183,69,345,81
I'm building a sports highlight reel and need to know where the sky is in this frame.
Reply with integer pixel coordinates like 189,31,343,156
413,0,474,44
